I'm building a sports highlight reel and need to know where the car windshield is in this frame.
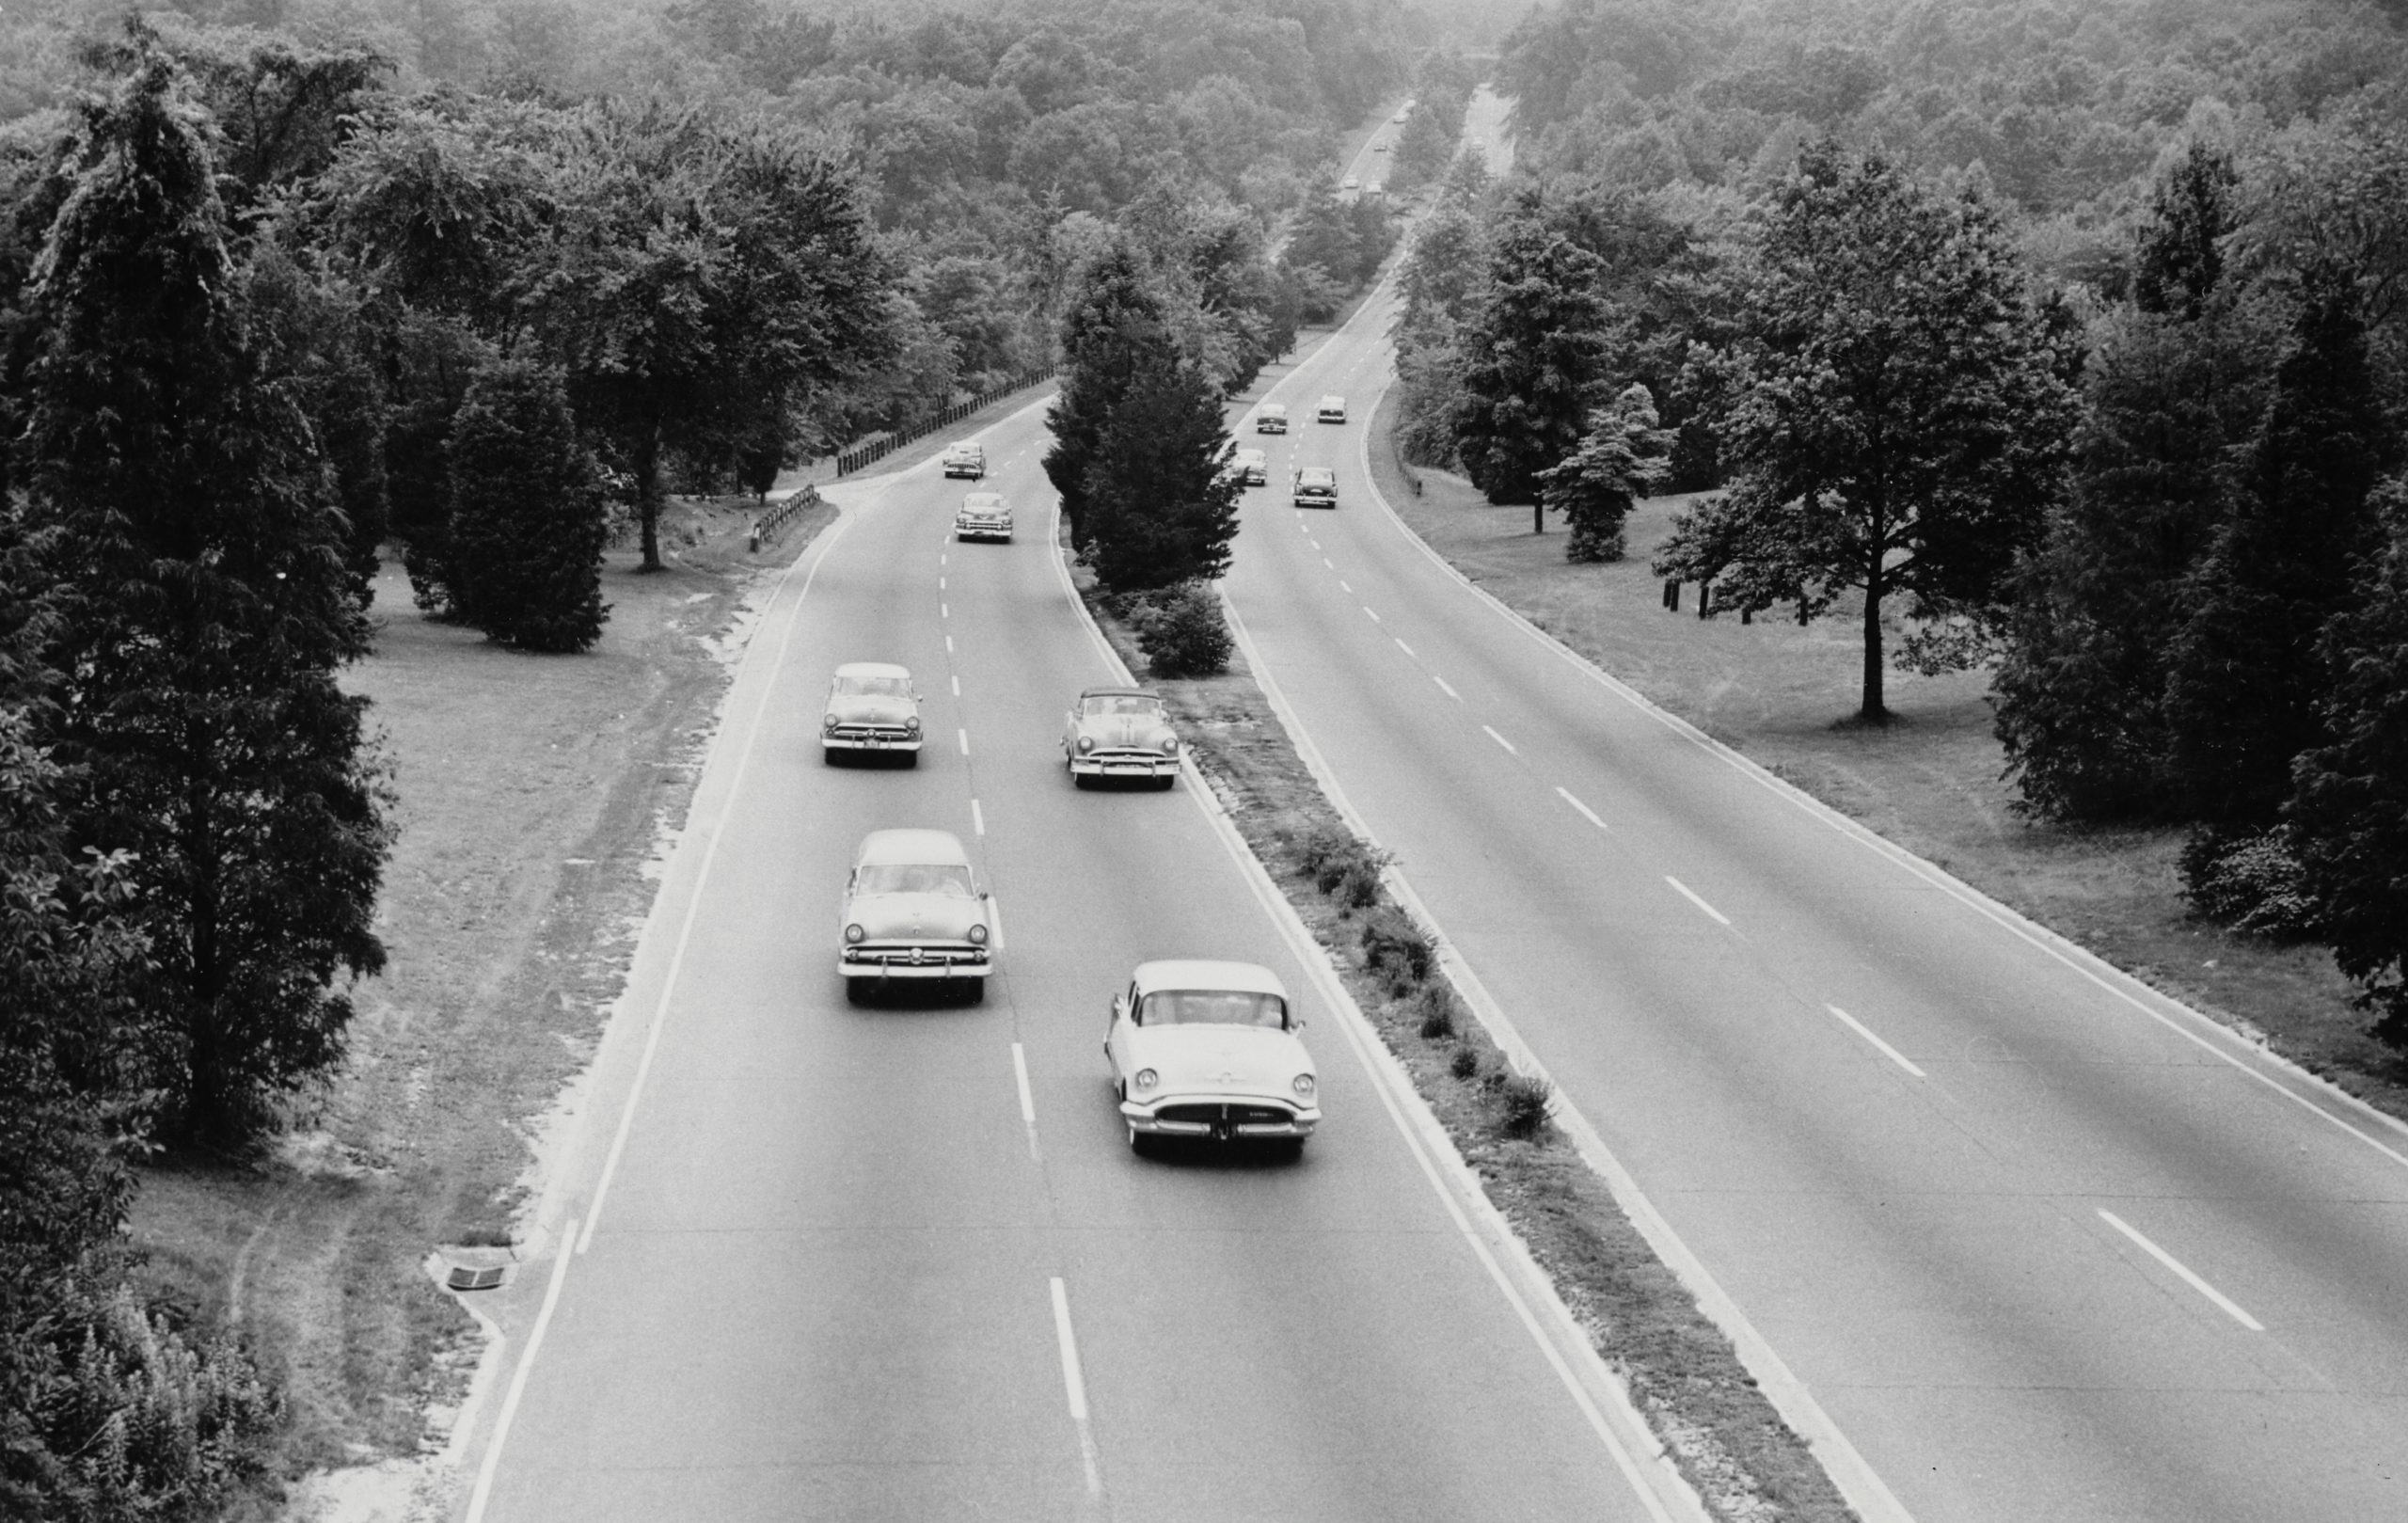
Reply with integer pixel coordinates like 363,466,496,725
1299,470,1334,485
1139,990,1288,1029
855,863,974,896
834,675,910,698
1083,695,1164,719
964,496,1003,509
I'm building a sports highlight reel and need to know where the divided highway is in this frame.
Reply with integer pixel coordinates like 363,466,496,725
1227,278,2408,1520
464,409,1682,1521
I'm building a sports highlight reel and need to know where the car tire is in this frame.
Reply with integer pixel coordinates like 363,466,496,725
1129,1126,1157,1159
845,979,872,1007
1277,1137,1307,1164
1153,774,1176,792
1072,772,1092,790
959,979,985,1007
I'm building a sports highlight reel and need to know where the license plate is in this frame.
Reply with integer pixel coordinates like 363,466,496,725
861,738,885,748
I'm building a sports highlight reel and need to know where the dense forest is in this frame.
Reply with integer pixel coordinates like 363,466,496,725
1394,0,2408,1049
0,3,1434,1516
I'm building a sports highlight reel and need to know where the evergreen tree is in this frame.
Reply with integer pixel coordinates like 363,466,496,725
1044,239,1172,555
1652,142,2073,721
1450,187,1611,520
2131,141,2239,321
1082,360,1242,594
2166,266,2390,828
2287,485,2408,1046
446,357,609,653
1537,384,1675,563
16,49,388,1146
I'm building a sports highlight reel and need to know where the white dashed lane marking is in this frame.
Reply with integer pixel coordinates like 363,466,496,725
1363,607,1381,624
1665,876,1731,927
1394,638,1416,658
1482,725,1517,756
1825,1006,1925,1078
2097,1211,2265,1332
1555,787,1606,831
958,729,970,756
1434,675,1461,701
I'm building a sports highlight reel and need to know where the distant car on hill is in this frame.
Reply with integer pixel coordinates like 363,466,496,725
941,441,986,479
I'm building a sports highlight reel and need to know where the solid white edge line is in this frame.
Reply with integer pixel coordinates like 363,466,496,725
1664,875,1732,928
972,798,986,836
1556,786,1608,831
1046,500,1701,1523
1825,1006,1927,1079
1049,1277,1104,1495
1482,724,1518,756
461,1214,578,1523
1351,379,2408,1179
1224,578,1910,1523
1434,674,1461,700
578,507,861,1255
2097,1210,2265,1332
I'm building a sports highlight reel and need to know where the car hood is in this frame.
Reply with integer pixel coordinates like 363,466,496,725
1075,715,1175,750
847,892,984,941
831,696,914,724
1127,1024,1312,1094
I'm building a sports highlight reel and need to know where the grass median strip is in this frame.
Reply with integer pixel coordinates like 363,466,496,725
1069,560,1858,1523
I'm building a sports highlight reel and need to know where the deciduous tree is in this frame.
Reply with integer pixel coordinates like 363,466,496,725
1652,143,2073,722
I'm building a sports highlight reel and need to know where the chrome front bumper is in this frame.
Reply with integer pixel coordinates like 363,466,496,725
1120,1095,1320,1138
1070,753,1177,777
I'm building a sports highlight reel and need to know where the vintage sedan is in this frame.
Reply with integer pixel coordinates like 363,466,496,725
822,662,922,763
1255,402,1288,435
941,441,987,479
1291,466,1338,509
955,491,1013,542
1317,394,1347,423
1232,447,1269,485
839,829,993,1004
1063,687,1180,788
1106,960,1319,1155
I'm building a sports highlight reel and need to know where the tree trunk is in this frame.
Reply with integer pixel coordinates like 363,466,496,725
636,425,663,573
1861,564,1887,722
1533,499,1545,534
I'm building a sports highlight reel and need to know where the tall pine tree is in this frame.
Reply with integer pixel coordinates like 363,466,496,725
16,49,388,1145
1081,360,1242,594
1044,239,1172,557
1450,187,1609,518
447,357,609,653
2164,266,2389,829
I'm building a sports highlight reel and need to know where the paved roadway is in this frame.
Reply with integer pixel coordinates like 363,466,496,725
1224,273,2408,1517
464,408,1687,1522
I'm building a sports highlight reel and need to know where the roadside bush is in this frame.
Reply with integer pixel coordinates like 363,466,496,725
1127,581,1234,678
1450,1046,1480,1080
1359,905,1434,994
1497,1072,1553,1137
2180,827,2323,940
1411,982,1459,1040
1291,822,1385,907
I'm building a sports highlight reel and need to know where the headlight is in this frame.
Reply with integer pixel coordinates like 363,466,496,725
904,715,921,733
1292,1073,1315,1098
823,714,839,733
1076,736,1095,754
967,924,988,944
1133,1069,1158,1092
844,924,864,944
1159,735,1179,754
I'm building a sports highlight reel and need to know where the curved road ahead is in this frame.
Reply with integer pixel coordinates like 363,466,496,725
1225,266,2408,1519
463,403,1689,1522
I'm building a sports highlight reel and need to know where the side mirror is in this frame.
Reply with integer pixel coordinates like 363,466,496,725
1291,1019,1307,1031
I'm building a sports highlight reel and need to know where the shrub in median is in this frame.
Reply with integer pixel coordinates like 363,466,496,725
1450,1045,1481,1080
1127,580,1235,678
1359,904,1434,994
1498,1072,1554,1137
1291,822,1385,907
1411,982,1459,1039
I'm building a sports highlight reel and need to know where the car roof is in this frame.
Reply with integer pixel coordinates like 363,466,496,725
1133,960,1290,998
834,661,911,680
1078,685,1160,701
1237,446,1265,455
1297,466,1336,478
945,441,983,453
855,828,972,865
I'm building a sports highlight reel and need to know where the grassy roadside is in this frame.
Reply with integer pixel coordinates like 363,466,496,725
1069,557,1854,1523
1365,388,2408,1123
124,493,833,1512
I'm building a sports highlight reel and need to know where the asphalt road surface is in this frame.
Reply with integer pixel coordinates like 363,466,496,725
1225,276,2408,1520
463,414,1687,1523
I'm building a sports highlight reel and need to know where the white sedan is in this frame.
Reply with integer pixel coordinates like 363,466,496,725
839,829,993,1004
822,662,921,762
1106,960,1319,1156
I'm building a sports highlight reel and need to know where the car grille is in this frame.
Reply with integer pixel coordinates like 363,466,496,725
829,723,914,742
845,944,987,966
1156,1103,1296,1127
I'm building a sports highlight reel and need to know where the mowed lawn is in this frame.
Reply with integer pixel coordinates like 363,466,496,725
1367,390,2408,1123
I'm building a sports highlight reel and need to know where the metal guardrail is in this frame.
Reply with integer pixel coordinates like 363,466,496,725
749,483,820,552
833,365,1060,477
